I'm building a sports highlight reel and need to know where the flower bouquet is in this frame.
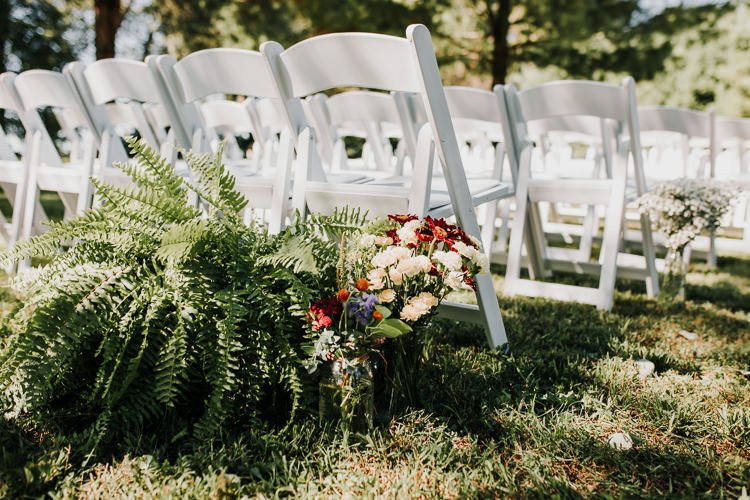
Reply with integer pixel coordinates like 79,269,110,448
638,178,737,302
303,214,488,428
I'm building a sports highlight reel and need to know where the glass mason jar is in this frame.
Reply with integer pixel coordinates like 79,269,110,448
319,358,374,432
660,247,688,303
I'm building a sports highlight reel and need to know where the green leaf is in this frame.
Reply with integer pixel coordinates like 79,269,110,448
374,305,391,319
368,318,412,338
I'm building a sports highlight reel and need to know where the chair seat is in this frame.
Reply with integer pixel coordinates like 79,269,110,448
0,159,25,183
35,165,86,192
736,174,750,190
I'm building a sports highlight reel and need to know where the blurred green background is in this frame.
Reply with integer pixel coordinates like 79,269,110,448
2,0,748,116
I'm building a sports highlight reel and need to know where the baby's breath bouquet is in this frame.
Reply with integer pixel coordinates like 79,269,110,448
638,178,737,301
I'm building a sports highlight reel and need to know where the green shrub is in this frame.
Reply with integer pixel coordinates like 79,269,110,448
0,138,356,445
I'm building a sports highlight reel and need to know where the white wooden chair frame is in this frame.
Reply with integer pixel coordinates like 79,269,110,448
502,78,659,310
11,69,99,244
261,24,508,347
150,48,300,234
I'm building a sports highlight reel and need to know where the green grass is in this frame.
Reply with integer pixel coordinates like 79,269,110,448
1,256,748,498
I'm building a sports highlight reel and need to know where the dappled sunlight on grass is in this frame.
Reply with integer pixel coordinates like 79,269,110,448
1,252,748,497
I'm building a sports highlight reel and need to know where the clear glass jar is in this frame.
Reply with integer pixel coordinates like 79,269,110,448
319,358,373,432
660,247,688,303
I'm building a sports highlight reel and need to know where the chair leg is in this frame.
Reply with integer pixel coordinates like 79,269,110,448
480,199,499,260
638,212,660,298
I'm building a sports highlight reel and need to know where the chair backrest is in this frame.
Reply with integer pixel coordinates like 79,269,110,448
444,86,503,138
503,78,647,192
153,48,280,154
68,59,170,162
197,99,256,162
638,106,711,137
261,24,481,224
443,86,507,179
0,73,27,161
716,116,750,175
637,106,715,178
12,69,91,166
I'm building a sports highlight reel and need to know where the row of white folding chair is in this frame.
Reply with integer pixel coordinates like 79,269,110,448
4,26,512,347
500,78,660,310
153,26,510,346
0,58,185,257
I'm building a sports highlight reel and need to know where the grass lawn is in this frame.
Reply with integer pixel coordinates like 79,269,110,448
0,254,748,498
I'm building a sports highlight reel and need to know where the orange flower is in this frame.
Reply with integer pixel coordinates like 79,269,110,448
337,289,350,302
355,278,370,291
373,311,383,320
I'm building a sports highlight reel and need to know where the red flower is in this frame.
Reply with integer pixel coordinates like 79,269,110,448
355,278,370,291
416,231,434,242
337,289,350,302
425,217,456,245
309,297,343,330
388,214,418,225
373,310,383,320
386,229,400,243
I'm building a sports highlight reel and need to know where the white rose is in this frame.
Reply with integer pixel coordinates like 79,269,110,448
446,272,464,290
389,268,403,285
414,255,432,273
397,227,418,246
378,289,396,303
367,268,386,290
403,219,422,231
396,257,427,277
411,292,438,312
371,249,397,268
391,247,411,261
434,250,463,271
453,241,477,259
400,304,422,322
374,235,393,246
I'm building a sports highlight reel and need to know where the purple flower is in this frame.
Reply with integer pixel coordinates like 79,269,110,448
346,293,380,326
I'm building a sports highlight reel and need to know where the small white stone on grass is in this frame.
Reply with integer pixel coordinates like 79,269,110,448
608,432,633,450
634,359,655,378
678,330,699,340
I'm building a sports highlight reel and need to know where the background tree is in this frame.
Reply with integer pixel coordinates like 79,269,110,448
94,0,131,59
0,0,77,73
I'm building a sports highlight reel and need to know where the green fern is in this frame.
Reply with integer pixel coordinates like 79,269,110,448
0,137,362,448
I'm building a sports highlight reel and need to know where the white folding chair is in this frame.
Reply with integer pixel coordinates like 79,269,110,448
638,106,717,265
261,24,510,347
502,78,659,310
65,59,177,171
441,86,513,256
11,69,101,242
150,48,303,234
715,116,750,251
0,72,54,247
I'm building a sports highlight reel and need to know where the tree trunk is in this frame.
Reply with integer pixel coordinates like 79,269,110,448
0,0,9,126
0,0,9,74
490,0,512,86
95,0,123,59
